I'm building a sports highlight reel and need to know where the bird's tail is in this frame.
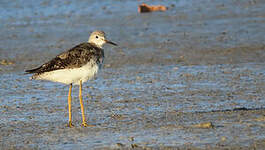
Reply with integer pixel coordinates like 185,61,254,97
25,67,42,79
25,65,43,74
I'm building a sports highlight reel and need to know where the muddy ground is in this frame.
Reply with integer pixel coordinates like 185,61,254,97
0,0,265,149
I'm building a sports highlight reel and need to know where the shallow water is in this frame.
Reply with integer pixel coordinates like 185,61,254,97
1,64,265,149
0,0,265,149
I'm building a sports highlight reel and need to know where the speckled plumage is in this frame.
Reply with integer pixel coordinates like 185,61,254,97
26,42,104,84
25,30,117,127
26,42,104,74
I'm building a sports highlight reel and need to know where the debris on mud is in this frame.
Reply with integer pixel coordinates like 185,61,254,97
0,59,14,66
138,3,167,13
191,122,214,129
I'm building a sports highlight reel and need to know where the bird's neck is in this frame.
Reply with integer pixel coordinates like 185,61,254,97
88,42,103,49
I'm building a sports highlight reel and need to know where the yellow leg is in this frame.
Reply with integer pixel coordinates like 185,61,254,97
68,84,74,127
79,80,88,127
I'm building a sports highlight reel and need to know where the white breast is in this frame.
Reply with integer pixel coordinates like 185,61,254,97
35,60,99,85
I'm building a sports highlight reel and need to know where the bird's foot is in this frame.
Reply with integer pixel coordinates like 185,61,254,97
81,122,96,127
68,121,74,128
81,122,88,127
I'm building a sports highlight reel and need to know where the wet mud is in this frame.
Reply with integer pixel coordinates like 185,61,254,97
0,0,265,149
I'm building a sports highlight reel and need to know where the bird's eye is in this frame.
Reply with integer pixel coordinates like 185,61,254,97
96,36,98,39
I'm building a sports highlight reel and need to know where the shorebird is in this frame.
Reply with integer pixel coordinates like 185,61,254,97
25,30,117,127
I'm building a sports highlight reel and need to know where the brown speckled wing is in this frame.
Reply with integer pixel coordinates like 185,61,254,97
25,42,104,74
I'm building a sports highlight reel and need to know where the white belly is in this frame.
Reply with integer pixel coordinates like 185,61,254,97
34,61,99,85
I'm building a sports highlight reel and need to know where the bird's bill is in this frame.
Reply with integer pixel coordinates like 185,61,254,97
105,40,118,46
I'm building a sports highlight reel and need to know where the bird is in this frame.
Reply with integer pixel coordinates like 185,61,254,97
25,30,117,127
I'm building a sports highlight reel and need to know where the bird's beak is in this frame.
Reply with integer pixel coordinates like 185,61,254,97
105,40,118,46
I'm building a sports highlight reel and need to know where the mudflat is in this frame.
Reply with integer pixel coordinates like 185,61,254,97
0,0,264,149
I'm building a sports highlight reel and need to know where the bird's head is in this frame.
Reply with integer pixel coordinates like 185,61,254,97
88,30,117,48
